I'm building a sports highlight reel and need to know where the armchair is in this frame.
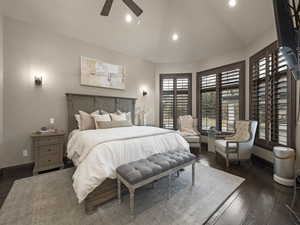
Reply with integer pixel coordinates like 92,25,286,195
177,116,201,155
214,120,258,168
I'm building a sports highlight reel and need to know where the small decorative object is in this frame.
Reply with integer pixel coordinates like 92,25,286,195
34,76,42,86
136,106,148,126
81,56,126,90
40,126,49,133
49,118,56,132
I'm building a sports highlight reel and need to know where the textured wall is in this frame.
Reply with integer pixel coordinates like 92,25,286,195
2,18,155,168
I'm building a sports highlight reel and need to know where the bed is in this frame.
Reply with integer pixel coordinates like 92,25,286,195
66,93,190,213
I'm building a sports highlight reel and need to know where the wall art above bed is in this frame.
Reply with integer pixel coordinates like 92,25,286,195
81,56,126,90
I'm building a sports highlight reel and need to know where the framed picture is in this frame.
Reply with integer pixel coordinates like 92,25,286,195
81,56,126,90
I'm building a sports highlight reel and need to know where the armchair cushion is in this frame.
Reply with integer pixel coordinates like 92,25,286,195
179,115,194,130
184,135,201,143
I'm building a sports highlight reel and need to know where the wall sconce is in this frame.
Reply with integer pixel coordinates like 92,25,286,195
34,76,42,86
142,90,148,96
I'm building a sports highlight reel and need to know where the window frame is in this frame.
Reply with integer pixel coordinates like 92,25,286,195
196,61,246,134
159,73,193,129
249,42,296,150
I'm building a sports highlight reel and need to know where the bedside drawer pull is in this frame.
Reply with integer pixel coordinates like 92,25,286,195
48,160,52,162
48,149,52,152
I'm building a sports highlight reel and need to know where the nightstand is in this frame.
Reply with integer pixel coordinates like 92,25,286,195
31,131,65,175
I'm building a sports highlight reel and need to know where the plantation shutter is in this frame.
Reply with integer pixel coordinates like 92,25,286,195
221,68,240,132
160,74,192,129
197,61,245,133
199,74,217,130
249,42,296,149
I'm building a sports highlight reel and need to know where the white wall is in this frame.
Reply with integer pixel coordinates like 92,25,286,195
0,14,4,165
2,18,156,168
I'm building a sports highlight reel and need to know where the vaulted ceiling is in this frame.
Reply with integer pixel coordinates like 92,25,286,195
0,0,275,63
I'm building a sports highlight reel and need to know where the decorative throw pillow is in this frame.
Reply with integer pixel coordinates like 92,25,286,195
110,112,127,121
96,120,132,129
79,110,99,131
114,110,132,123
179,115,194,131
93,114,111,129
101,110,109,115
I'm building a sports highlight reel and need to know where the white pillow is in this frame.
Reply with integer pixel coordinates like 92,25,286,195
93,114,111,129
115,110,132,123
110,112,127,121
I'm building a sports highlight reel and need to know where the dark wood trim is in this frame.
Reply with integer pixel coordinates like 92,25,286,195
198,60,246,75
288,70,297,149
196,60,246,133
239,61,246,120
159,73,193,129
0,162,34,178
249,41,297,150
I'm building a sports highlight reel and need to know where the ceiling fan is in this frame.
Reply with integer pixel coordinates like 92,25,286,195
100,0,143,17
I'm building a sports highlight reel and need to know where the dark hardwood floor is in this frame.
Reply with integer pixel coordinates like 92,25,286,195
0,150,299,225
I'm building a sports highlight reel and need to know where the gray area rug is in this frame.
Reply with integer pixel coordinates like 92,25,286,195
0,164,244,225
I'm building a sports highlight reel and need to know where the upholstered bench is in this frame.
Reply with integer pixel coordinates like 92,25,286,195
116,151,197,215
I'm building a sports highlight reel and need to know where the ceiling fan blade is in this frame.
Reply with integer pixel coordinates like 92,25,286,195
100,0,114,16
122,0,143,17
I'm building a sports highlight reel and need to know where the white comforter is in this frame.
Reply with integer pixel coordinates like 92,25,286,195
67,126,190,203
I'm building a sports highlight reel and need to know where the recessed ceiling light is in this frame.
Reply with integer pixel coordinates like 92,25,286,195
172,33,179,41
125,14,132,23
228,0,236,8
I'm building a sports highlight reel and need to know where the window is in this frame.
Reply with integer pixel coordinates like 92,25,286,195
160,74,192,129
197,61,245,133
249,42,296,149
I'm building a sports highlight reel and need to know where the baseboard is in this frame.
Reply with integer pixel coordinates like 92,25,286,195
0,162,34,174
251,154,273,169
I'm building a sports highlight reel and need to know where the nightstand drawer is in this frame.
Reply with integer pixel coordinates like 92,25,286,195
36,136,63,146
39,145,60,157
39,154,60,167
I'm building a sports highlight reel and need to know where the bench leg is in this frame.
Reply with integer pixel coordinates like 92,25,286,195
129,188,135,216
117,178,122,204
192,163,195,186
168,174,172,199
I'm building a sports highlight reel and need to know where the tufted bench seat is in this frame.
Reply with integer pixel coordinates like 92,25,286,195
116,151,197,215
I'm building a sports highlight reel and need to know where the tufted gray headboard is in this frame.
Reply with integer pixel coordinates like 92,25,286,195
66,93,137,133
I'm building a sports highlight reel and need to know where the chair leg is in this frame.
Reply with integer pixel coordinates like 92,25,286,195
117,178,122,204
129,188,135,216
168,174,171,199
226,153,230,168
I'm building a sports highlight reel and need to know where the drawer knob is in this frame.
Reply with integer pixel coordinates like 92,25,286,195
48,149,51,152
48,160,51,162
